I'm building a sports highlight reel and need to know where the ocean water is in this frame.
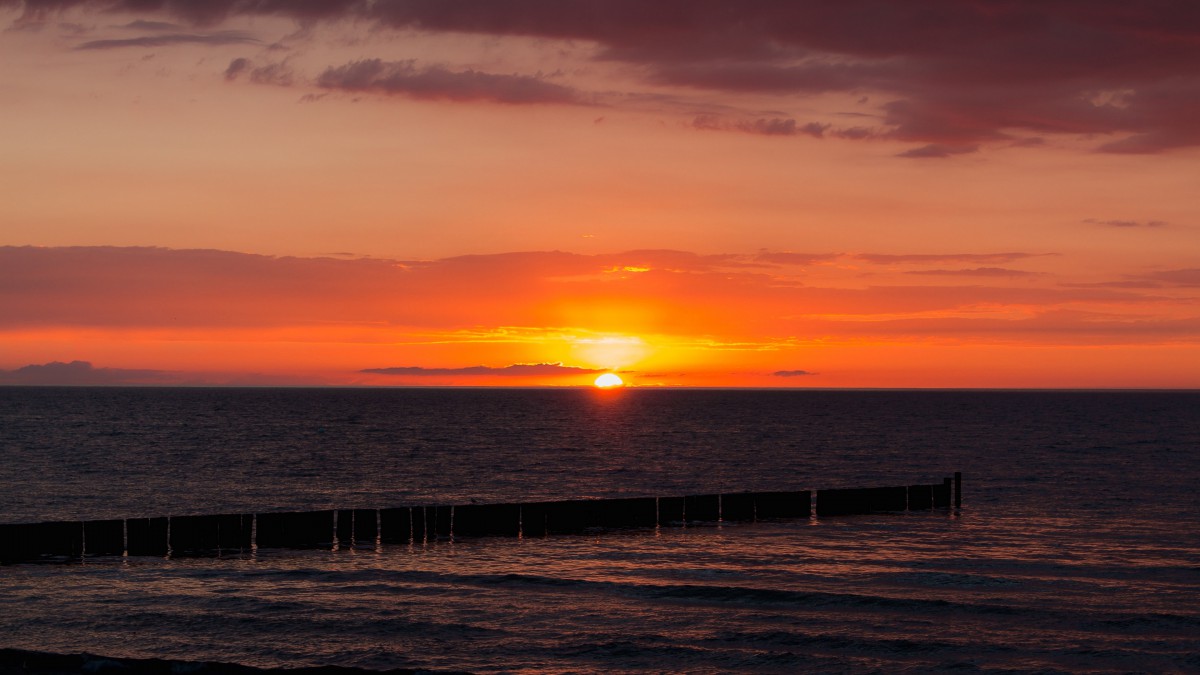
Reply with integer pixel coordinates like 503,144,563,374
1,387,1198,673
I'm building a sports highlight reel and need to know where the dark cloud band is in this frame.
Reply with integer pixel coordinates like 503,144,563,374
7,1,1200,151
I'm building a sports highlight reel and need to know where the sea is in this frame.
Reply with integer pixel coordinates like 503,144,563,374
1,387,1198,673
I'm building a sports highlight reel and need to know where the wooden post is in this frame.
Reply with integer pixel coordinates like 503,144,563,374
954,472,962,509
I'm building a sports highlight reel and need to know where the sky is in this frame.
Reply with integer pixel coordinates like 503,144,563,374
1,0,1198,387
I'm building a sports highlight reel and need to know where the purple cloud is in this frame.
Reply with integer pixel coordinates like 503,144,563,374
76,30,257,50
692,115,839,138
224,56,250,80
316,59,579,105
6,1,1200,151
117,20,182,31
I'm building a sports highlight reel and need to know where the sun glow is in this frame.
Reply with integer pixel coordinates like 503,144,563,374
594,372,624,388
572,335,649,370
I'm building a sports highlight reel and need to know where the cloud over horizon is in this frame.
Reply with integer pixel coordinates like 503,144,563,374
0,360,173,385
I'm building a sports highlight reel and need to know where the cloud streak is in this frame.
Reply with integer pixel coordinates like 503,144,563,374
1084,218,1168,228
905,267,1035,277
361,363,605,377
854,253,1041,265
1141,269,1200,287
692,114,830,138
76,30,257,50
316,59,579,105
896,144,979,159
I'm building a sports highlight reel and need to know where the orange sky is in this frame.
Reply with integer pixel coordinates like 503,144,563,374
1,2,1198,387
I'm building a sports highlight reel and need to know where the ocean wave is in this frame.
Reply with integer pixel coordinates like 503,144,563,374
0,648,469,674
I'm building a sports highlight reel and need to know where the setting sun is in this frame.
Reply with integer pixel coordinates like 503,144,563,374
594,373,624,388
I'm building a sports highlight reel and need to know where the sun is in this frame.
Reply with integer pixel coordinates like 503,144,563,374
594,373,624,388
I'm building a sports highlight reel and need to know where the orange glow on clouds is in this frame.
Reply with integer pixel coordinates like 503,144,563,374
0,246,1197,388
1,4,1198,388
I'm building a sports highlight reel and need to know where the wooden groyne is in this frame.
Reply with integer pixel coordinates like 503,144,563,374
0,473,960,562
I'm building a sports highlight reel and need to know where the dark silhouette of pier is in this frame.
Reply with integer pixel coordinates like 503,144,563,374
1,474,960,563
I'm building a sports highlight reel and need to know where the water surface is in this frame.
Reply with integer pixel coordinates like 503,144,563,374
1,388,1197,672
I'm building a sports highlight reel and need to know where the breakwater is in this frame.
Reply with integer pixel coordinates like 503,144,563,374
1,474,960,562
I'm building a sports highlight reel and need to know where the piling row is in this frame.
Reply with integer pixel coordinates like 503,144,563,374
0,474,960,562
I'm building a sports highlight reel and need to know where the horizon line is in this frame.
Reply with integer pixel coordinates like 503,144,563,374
1,384,1196,392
